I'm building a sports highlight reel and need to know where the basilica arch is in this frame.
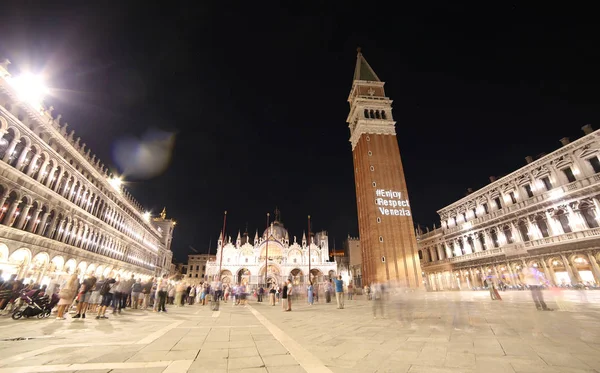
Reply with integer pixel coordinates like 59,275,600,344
237,268,251,285
220,270,233,284
290,268,304,285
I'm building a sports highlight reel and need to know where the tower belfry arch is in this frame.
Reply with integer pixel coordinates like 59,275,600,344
347,48,423,288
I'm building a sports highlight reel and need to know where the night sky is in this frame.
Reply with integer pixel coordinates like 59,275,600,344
1,4,599,262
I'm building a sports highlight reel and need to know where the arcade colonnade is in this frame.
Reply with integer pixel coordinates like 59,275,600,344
425,250,600,291
0,61,173,283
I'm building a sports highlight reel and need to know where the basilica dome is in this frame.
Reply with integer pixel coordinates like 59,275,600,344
263,220,289,241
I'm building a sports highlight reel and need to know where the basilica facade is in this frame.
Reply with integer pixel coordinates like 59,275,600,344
417,125,600,290
0,60,174,286
206,219,337,287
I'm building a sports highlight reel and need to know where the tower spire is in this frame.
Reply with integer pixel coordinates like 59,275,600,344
353,47,380,82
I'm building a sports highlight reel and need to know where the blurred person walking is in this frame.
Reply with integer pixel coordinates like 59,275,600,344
523,267,553,311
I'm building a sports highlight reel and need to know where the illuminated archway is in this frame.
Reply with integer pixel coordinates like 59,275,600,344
290,268,304,285
220,269,233,284
64,259,77,275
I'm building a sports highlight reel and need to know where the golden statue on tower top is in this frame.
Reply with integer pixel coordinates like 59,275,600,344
160,207,166,220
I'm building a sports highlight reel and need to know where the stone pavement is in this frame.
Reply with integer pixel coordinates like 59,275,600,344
0,289,598,372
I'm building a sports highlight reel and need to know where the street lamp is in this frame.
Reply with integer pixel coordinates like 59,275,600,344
108,176,123,191
8,73,49,108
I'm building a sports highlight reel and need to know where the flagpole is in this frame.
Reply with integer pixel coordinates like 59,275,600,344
264,212,270,287
218,211,227,280
308,215,311,284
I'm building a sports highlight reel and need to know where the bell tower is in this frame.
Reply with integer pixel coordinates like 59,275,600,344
347,48,422,288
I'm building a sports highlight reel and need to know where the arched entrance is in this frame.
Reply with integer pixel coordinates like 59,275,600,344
290,268,304,285
309,268,323,284
220,270,233,284
260,264,281,288
237,268,250,285
8,248,32,280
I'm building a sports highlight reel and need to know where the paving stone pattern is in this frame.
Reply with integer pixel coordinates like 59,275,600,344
0,289,598,372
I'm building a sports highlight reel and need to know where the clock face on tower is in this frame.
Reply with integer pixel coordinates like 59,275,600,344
347,51,423,288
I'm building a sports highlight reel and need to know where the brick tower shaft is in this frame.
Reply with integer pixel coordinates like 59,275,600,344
347,49,423,288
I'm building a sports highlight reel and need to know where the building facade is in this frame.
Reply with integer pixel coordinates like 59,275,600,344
345,235,362,287
418,125,600,290
347,49,422,287
186,254,215,281
0,60,174,285
206,218,336,288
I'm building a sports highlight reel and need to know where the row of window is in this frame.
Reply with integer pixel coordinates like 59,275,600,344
363,109,387,120
449,158,600,226
423,205,599,261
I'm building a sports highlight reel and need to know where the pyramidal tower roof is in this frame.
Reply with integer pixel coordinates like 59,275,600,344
353,47,381,82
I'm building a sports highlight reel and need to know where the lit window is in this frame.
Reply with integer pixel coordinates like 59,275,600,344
562,167,576,183
541,177,552,191
524,184,534,198
588,157,600,173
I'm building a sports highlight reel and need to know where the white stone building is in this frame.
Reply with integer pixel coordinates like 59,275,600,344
418,125,600,290
0,60,174,285
206,219,337,288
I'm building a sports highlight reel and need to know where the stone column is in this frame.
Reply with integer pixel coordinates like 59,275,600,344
2,138,20,162
454,240,462,257
492,266,501,286
567,205,585,231
586,252,600,285
36,211,50,235
545,211,560,235
473,235,483,252
483,230,493,249
527,218,540,240
510,222,521,243
35,160,49,181
45,168,57,187
464,237,473,254
14,147,30,170
48,217,62,239
505,262,516,284
437,245,445,260
13,205,32,229
61,222,72,243
4,200,21,227
444,242,453,258
25,153,40,175
540,259,554,285
568,256,583,283
27,208,42,232
560,254,579,285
